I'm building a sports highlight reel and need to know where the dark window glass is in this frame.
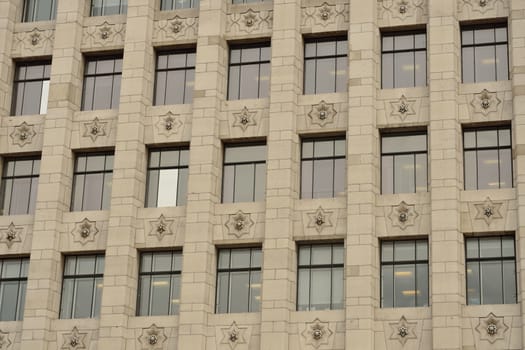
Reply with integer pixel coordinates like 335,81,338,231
463,126,512,190
0,257,29,321
60,255,104,319
160,0,199,9
301,138,345,199
0,157,40,215
466,235,516,305
381,31,426,88
154,51,195,105
216,247,261,313
12,61,51,116
22,0,56,22
297,243,344,311
81,56,123,111
222,144,266,203
381,132,427,194
228,44,270,100
90,0,127,16
71,153,113,211
232,0,268,3
461,24,508,83
381,239,428,308
146,147,189,207
137,251,182,316
304,37,347,94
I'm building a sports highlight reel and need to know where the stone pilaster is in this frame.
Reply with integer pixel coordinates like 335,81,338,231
0,0,16,116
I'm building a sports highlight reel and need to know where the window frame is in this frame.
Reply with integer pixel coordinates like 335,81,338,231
160,0,199,10
22,0,57,22
154,49,196,106
0,257,29,321
11,60,52,116
90,0,128,16
81,55,123,111
0,156,41,215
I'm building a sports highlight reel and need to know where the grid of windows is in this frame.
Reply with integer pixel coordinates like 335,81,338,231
381,132,427,194
81,56,122,111
22,0,56,22
71,153,114,211
466,235,516,305
0,257,28,321
381,31,426,89
301,138,345,199
463,126,512,190
228,44,270,100
461,23,509,83
304,37,347,94
381,239,428,308
90,0,127,16
137,251,182,316
222,144,266,203
297,243,344,311
12,61,51,116
0,157,40,215
154,51,195,105
160,0,199,10
146,148,189,207
60,255,104,319
216,247,261,313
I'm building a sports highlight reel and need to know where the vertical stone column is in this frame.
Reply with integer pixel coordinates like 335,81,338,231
259,0,301,349
0,0,16,116
96,0,155,349
428,1,462,349
176,1,227,349
19,1,85,349
345,1,379,350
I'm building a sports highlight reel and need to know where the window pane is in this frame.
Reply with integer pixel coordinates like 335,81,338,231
254,163,266,201
381,265,393,307
416,264,428,306
480,261,503,304
315,58,336,94
394,155,415,193
479,237,501,258
165,70,185,104
22,81,43,115
150,276,170,315
301,160,313,199
415,51,426,87
157,169,178,207
335,57,347,92
311,245,331,265
415,153,427,192
177,168,188,206
146,170,159,207
310,268,331,310
234,164,255,202
381,156,393,194
229,271,249,313
93,76,113,110
304,60,316,94
477,130,498,148
333,158,345,196
16,281,26,320
73,278,95,318
394,241,415,261
475,46,496,82
60,279,74,318
225,145,266,163
381,241,393,262
0,282,18,321
499,148,512,188
297,269,310,311
331,267,344,309
383,134,427,153
502,236,515,257
416,240,428,260
503,260,516,304
170,275,181,314
82,173,104,210
467,261,480,304
477,149,499,189
313,159,333,198
249,271,261,311
496,45,508,80
393,264,415,307
138,276,150,316
239,64,260,99
394,52,414,88
152,253,172,272
154,71,167,105
464,151,477,190
9,178,31,215
222,165,234,203
382,53,394,89
462,47,474,83
298,246,310,266
231,249,251,268
395,35,414,50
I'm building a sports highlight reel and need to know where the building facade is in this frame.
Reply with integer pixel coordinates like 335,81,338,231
0,0,523,349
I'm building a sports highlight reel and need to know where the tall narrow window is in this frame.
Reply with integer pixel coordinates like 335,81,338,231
160,0,199,10
304,37,347,94
0,157,40,215
137,251,182,316
228,44,270,100
381,132,427,194
71,153,113,211
0,257,29,321
463,126,512,190
461,23,509,83
81,56,122,111
60,255,104,319
301,137,345,199
297,243,344,311
90,0,128,16
216,247,261,313
22,0,57,22
222,144,266,203
381,31,426,88
12,61,51,116
381,239,428,308
154,51,195,105
466,235,516,305
146,148,189,207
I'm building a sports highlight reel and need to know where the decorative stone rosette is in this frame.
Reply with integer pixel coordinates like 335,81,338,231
308,101,337,127
156,112,183,137
83,117,108,142
470,89,501,117
82,21,125,48
473,197,503,226
13,27,55,55
302,2,349,27
389,201,418,230
71,218,99,245
301,318,333,349
475,312,509,344
227,9,273,34
149,214,175,241
306,207,334,234
0,222,23,249
232,107,257,132
61,326,87,350
138,324,168,350
389,316,417,345
379,0,426,21
10,121,37,147
220,321,248,349
389,95,416,122
154,15,198,42
225,211,255,238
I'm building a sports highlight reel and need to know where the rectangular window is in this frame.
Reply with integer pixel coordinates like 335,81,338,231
12,61,51,116
216,247,261,313
381,132,427,194
228,44,270,100
0,157,40,215
90,0,127,16
146,148,189,207
301,137,345,199
81,56,122,111
304,37,347,94
381,31,426,89
154,51,195,105
222,144,266,203
466,235,516,305
297,243,344,311
381,239,428,308
463,126,512,190
60,254,104,319
461,23,509,83
160,0,199,10
0,257,29,321
71,153,113,211
22,0,56,22
137,251,182,316
232,0,268,3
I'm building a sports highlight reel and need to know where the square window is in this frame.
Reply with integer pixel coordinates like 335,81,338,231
81,56,123,111
304,37,347,94
22,0,56,22
12,61,51,116
228,44,271,100
0,157,40,215
154,51,195,105
71,153,114,211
